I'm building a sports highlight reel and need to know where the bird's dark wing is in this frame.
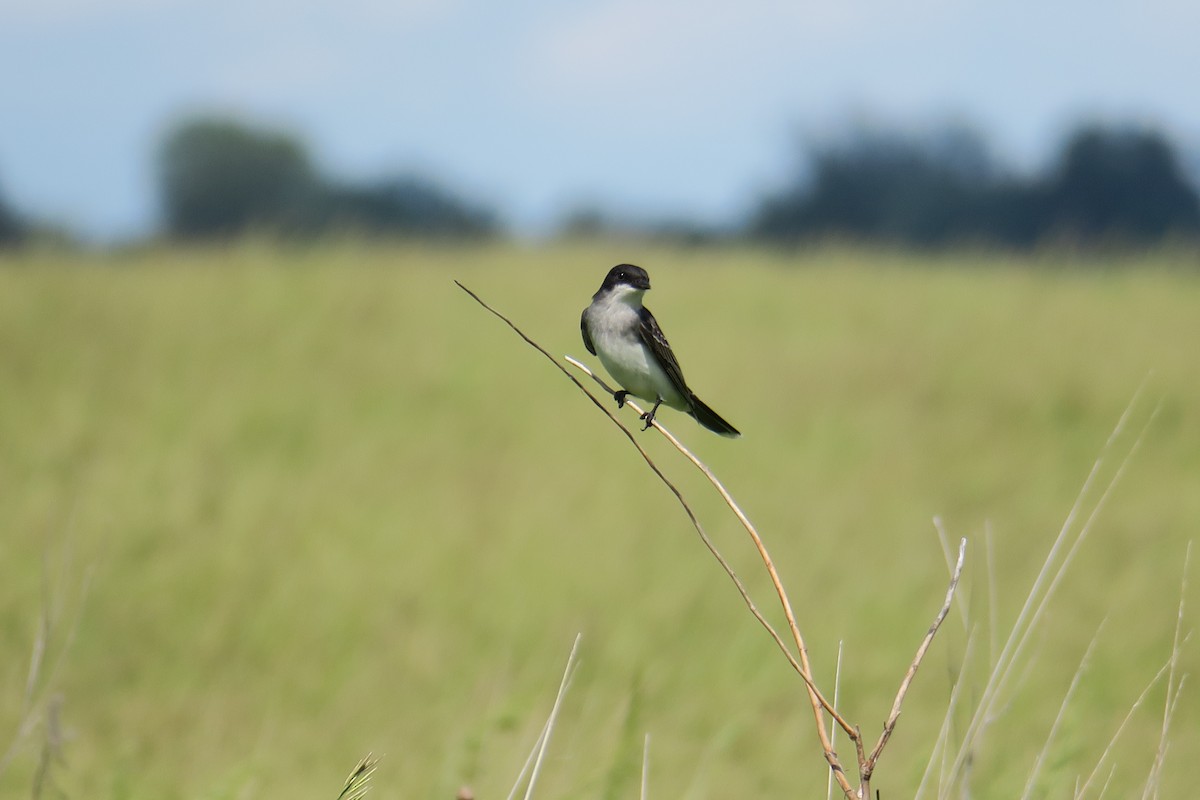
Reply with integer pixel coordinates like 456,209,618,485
580,311,596,355
638,306,691,398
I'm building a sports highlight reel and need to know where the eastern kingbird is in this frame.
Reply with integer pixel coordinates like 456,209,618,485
580,264,740,438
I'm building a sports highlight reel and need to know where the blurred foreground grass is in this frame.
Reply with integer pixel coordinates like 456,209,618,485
0,242,1197,798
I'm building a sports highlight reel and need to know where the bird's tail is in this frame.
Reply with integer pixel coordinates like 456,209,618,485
688,394,741,438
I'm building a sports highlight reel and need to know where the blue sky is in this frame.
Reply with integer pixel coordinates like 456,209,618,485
2,0,1199,239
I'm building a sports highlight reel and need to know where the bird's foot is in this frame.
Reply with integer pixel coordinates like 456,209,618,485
614,390,630,409
639,399,664,431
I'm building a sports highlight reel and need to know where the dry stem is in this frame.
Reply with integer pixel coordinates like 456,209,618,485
453,282,836,724
563,356,860,796
459,281,967,798
863,537,967,790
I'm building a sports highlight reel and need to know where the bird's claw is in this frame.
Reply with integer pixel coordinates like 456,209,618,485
614,391,661,432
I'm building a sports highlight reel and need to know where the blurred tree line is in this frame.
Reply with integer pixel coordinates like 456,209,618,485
158,117,498,240
750,124,1200,247
141,114,1200,248
1,115,1199,250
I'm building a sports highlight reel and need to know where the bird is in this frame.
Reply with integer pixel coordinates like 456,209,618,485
580,263,740,438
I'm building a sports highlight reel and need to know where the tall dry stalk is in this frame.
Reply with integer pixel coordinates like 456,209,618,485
459,281,966,798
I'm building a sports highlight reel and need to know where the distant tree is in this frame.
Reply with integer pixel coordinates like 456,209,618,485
0,183,27,245
156,116,501,241
1044,126,1200,242
749,121,1200,249
158,118,320,238
970,180,1052,248
750,125,999,246
316,176,498,238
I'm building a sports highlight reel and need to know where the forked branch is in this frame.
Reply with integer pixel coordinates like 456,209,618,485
459,281,966,798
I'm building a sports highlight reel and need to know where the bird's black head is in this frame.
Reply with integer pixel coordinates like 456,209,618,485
600,263,651,292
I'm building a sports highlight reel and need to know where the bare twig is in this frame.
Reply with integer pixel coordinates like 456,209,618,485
454,282,834,715
564,354,859,796
460,282,966,798
563,360,856,725
457,280,856,795
913,630,978,800
933,518,969,632
564,356,814,667
862,537,967,791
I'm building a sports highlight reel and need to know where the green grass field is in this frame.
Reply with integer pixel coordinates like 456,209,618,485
1,242,1197,798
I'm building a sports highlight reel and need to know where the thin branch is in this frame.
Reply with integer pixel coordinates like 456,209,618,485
565,358,854,730
461,282,970,799
864,537,967,779
564,354,859,796
455,281,856,797
451,288,775,661
934,517,968,632
913,630,978,800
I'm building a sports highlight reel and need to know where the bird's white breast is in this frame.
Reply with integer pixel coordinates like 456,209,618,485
584,291,687,409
